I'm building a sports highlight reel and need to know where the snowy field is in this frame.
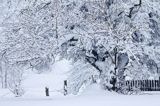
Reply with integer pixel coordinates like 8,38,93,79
1,86,160,106
0,60,160,106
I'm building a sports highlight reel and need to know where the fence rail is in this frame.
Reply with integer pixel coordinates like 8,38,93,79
125,78,160,91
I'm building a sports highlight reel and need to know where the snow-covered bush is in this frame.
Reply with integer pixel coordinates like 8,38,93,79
7,63,24,97
67,61,99,95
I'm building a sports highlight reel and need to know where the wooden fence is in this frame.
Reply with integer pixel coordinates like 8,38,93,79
125,78,160,91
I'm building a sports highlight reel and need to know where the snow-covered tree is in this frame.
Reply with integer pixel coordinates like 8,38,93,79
0,0,60,94
60,0,160,94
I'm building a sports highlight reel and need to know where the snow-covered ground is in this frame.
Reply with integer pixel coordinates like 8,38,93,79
1,60,160,106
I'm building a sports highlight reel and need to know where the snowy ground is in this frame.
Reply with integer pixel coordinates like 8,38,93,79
1,60,160,106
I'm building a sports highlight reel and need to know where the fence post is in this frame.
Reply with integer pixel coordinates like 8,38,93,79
64,80,68,96
159,77,160,90
138,80,140,88
152,80,154,91
135,80,137,88
141,80,144,91
131,80,133,88
150,80,152,91
157,80,159,91
154,80,155,90
129,81,131,91
145,80,147,91
155,80,157,91
140,80,142,91
147,80,149,91
140,80,143,90
143,80,145,91
45,87,49,96
133,80,135,88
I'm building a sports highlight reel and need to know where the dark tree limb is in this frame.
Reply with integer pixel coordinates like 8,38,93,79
127,0,142,18
85,56,102,74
